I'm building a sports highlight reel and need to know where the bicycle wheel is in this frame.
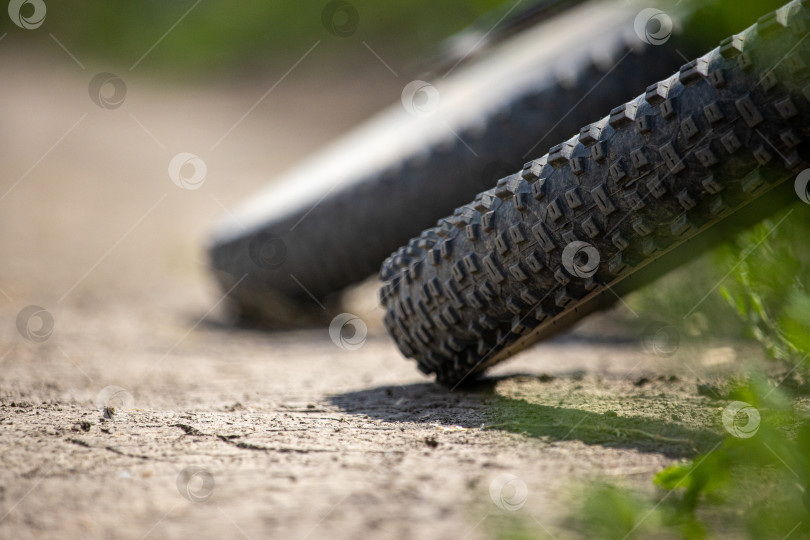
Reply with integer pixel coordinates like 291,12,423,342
380,0,810,386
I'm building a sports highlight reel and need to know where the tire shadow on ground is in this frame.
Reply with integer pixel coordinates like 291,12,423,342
329,374,722,458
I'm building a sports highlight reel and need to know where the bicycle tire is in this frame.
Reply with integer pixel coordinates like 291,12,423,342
207,0,695,327
380,0,810,386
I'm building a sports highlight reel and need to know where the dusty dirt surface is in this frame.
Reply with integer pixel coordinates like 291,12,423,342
0,51,744,539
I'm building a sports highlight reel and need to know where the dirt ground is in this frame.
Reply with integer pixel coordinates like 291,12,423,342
0,49,746,539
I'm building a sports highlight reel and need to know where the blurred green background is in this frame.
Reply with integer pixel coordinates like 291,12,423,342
1,0,505,78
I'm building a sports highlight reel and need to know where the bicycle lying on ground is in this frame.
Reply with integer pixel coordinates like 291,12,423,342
209,0,806,386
